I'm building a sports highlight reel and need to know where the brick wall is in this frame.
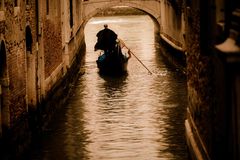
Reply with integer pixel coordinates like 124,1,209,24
43,18,62,78
0,0,86,158
185,0,215,159
25,0,37,39
4,1,28,126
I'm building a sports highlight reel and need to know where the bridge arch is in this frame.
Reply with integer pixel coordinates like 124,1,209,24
82,1,161,26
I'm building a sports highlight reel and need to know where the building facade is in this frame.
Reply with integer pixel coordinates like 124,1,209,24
0,0,85,157
185,0,240,159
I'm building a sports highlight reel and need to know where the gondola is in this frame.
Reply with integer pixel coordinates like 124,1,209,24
96,41,131,75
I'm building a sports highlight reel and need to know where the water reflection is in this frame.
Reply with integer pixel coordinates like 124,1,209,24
26,15,188,160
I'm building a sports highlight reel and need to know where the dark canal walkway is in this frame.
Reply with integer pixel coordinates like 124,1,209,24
25,15,188,160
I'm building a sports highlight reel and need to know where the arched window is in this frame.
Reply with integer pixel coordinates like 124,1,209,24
70,0,73,27
25,26,33,52
14,0,18,7
46,0,49,15
0,0,4,10
0,41,6,78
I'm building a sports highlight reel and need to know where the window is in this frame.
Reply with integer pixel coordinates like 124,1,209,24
46,0,49,15
14,0,18,7
76,0,80,19
25,26,33,52
0,41,6,77
0,0,4,10
70,0,73,27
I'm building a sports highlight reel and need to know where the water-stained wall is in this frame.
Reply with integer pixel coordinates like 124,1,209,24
185,0,240,159
0,0,86,158
42,0,62,78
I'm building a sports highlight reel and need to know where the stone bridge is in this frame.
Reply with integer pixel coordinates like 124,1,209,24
82,0,185,51
82,0,161,24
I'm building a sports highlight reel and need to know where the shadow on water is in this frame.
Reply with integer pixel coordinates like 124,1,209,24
152,32,188,159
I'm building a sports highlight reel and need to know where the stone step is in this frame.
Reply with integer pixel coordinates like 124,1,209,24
232,8,240,16
230,8,240,43
229,29,239,40
231,21,240,32
232,9,240,26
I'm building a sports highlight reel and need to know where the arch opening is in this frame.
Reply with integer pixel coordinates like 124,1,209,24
84,9,159,63
83,5,160,39
82,1,161,27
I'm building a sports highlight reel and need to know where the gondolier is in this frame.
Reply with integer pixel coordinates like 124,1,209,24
94,25,131,74
94,24,118,53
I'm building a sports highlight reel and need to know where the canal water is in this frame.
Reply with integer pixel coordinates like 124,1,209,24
27,15,188,160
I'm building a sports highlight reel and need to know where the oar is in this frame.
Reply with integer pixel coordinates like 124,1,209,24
119,39,152,75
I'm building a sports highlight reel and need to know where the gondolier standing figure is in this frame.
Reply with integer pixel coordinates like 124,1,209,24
94,24,132,74
94,24,118,53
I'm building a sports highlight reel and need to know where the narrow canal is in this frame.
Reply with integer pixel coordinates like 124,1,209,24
27,15,188,160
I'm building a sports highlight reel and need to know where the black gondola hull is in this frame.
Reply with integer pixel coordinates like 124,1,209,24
96,53,129,74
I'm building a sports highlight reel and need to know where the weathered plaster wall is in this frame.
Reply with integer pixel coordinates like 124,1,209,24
43,19,62,78
160,0,185,51
42,0,62,78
